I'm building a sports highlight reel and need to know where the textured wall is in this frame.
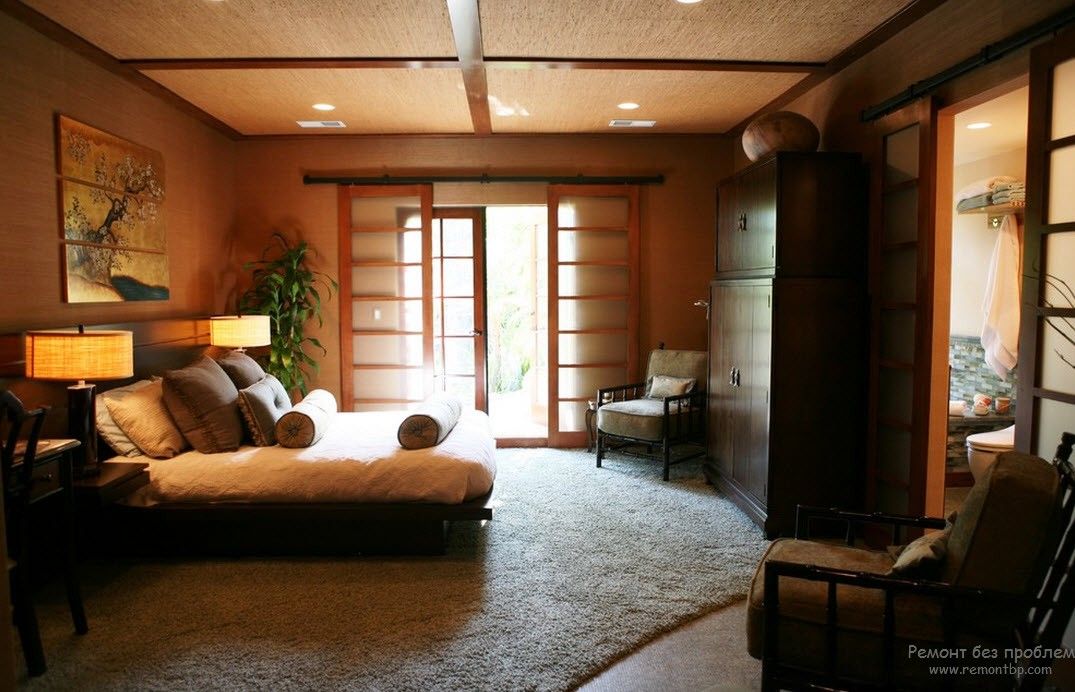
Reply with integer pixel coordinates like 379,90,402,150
0,13,236,334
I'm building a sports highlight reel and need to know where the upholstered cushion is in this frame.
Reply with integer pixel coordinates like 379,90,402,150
747,539,946,682
398,394,463,449
596,398,692,442
645,350,707,392
943,451,1061,593
237,375,292,446
162,356,244,454
275,389,337,448
889,530,948,579
96,378,158,457
104,379,188,459
216,350,266,390
647,375,695,399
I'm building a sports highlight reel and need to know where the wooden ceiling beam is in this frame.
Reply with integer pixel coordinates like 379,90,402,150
446,0,492,136
123,57,461,71
485,57,823,73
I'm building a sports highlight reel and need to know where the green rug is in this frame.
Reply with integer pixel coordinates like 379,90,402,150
22,448,767,691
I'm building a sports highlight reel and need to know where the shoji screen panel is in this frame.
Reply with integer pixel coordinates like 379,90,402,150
1019,36,1075,457
548,185,640,447
338,185,433,412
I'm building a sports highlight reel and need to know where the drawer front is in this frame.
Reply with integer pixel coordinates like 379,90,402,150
29,458,62,501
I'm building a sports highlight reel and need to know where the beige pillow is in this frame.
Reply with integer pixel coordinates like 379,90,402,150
105,380,188,459
889,529,950,579
97,378,158,457
162,356,244,454
237,375,292,446
647,375,695,399
275,389,337,448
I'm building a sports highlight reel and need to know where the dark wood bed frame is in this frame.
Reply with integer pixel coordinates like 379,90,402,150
0,316,495,556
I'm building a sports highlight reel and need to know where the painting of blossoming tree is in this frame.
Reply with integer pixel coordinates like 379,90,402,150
58,115,169,302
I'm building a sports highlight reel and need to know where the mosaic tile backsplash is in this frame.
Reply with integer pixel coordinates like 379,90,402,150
949,335,1017,404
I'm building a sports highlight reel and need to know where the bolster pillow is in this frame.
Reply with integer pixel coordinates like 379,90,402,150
275,389,338,448
397,394,463,450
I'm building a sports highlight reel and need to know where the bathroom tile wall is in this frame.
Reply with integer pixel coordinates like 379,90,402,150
949,335,1017,404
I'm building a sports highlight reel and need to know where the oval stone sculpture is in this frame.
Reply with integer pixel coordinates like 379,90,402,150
741,111,820,162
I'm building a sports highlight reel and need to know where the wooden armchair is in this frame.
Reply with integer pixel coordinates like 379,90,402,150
748,432,1075,691
595,348,707,480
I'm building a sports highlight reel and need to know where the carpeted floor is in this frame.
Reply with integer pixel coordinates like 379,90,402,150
21,448,767,691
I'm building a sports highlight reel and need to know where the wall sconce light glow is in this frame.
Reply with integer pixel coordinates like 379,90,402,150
966,122,992,130
617,102,641,110
312,103,336,111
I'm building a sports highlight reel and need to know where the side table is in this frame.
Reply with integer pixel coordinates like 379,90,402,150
74,460,150,507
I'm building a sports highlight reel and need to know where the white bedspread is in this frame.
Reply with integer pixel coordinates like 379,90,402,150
122,410,496,506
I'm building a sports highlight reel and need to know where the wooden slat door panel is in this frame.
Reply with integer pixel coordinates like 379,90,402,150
548,185,640,447
1018,30,1075,456
747,284,772,502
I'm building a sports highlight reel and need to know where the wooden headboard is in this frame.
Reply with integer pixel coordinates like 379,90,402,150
0,316,213,438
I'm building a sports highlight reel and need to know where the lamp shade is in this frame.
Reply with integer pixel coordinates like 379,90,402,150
210,315,271,349
24,329,134,381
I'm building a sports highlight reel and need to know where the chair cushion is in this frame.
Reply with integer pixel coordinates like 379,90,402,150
645,350,707,392
597,398,679,441
890,528,950,579
943,451,1061,593
747,539,947,682
647,375,695,399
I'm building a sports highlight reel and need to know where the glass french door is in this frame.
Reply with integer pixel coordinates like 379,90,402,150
1018,32,1075,456
547,185,640,447
432,208,487,411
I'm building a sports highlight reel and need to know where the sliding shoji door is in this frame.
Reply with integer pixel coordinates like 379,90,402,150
338,185,433,411
547,185,640,447
1018,32,1075,456
866,99,938,519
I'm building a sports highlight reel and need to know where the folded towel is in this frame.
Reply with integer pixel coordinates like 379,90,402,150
957,176,1019,202
956,193,992,212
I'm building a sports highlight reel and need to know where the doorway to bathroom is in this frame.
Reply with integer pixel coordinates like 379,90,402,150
937,82,1028,514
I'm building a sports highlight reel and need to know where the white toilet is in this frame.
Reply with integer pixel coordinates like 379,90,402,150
966,424,1016,483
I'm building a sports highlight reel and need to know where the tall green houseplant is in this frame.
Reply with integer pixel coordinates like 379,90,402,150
240,233,337,398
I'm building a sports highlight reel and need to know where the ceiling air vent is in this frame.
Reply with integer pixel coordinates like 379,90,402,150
296,120,347,128
609,119,656,128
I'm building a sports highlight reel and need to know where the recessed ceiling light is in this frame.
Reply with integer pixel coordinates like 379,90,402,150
617,102,641,110
609,119,657,128
296,120,346,128
676,0,703,4
966,121,992,130
312,103,336,111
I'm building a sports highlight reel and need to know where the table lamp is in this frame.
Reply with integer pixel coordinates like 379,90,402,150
209,314,271,352
24,326,134,477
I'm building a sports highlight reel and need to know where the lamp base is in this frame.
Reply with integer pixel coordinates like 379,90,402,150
68,383,99,478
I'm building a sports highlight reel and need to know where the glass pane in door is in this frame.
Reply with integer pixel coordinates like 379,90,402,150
432,211,485,411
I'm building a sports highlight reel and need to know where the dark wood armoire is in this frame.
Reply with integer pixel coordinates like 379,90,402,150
705,151,868,537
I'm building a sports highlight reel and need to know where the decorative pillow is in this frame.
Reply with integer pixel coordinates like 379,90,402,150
237,375,292,446
96,378,158,457
216,350,266,390
162,356,244,454
889,528,951,579
647,375,696,399
105,380,188,459
398,393,463,450
275,389,338,448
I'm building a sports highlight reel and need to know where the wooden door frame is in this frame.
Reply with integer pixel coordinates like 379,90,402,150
431,206,488,412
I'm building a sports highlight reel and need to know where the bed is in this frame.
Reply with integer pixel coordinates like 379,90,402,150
108,409,496,556
0,317,498,556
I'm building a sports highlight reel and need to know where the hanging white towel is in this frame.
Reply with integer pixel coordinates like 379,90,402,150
981,214,1023,378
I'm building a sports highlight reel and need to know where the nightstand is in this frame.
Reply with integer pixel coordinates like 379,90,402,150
74,460,149,507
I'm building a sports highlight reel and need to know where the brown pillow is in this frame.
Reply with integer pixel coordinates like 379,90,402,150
105,380,188,459
162,356,244,453
216,350,266,390
237,375,292,446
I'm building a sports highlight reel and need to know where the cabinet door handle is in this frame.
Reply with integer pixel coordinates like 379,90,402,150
737,214,747,232
734,368,742,388
729,367,736,386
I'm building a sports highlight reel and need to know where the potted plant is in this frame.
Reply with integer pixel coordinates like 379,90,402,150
240,232,337,398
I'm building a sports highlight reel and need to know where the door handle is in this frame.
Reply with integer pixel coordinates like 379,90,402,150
737,214,747,232
734,368,741,387
470,329,483,336
729,367,736,386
